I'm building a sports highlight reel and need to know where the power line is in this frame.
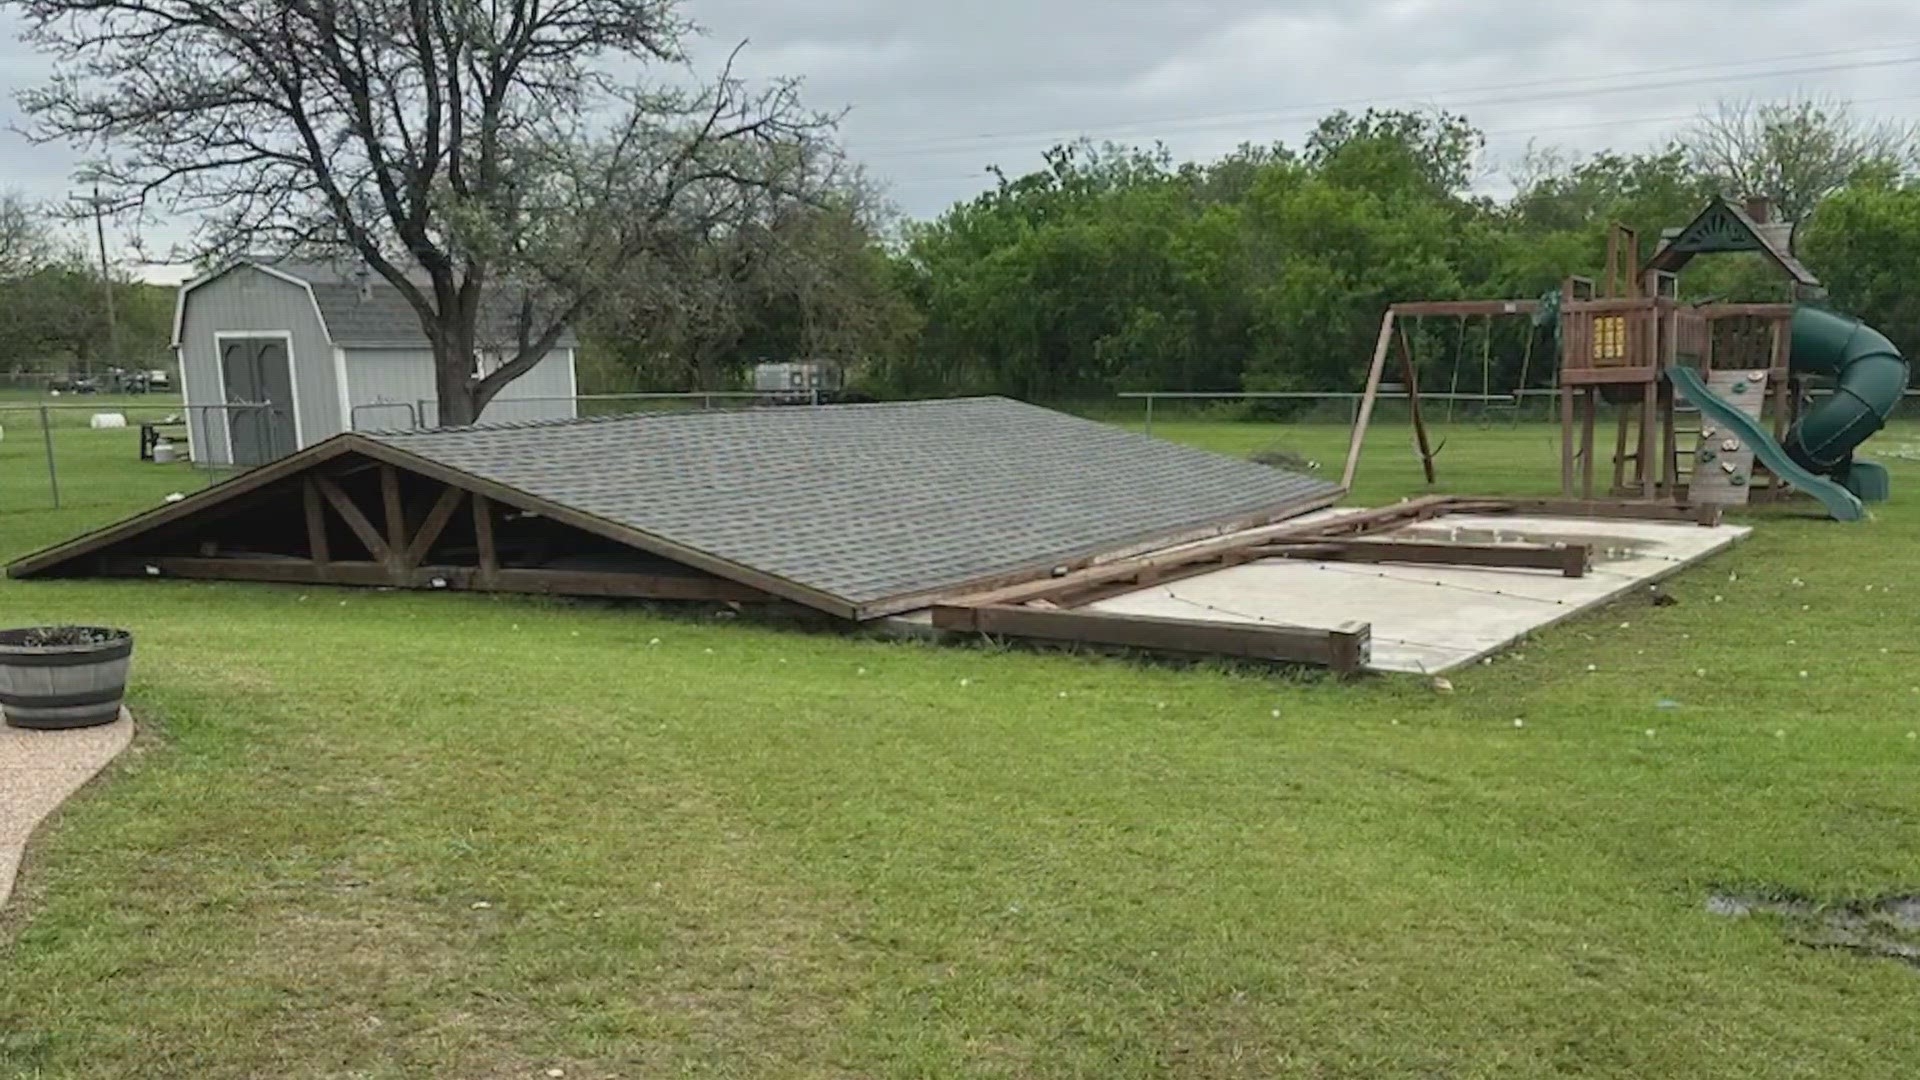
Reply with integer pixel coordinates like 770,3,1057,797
876,88,1920,191
854,47,1920,162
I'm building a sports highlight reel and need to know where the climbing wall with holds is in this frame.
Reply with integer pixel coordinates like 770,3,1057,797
1688,369,1770,505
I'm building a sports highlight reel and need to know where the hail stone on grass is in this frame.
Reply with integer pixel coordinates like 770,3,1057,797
1713,595,1724,603
163,491,186,503
1645,729,1656,738
1775,729,1787,738
648,637,661,646
1271,709,1281,718
706,648,716,655
471,901,491,910
1586,664,1598,672
959,677,970,686
1513,718,1525,728
856,665,866,674
1799,671,1809,679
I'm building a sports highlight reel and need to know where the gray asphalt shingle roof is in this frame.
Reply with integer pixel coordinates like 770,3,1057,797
367,397,1341,616
252,260,578,348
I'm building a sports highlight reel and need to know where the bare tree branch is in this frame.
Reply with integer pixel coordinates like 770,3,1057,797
1688,94,1920,240
9,0,837,424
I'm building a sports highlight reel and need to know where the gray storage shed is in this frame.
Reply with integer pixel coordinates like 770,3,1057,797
173,259,578,466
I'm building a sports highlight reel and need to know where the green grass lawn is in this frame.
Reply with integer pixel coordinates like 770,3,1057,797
4,420,1920,1078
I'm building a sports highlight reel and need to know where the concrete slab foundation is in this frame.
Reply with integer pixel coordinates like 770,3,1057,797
1081,512,1749,673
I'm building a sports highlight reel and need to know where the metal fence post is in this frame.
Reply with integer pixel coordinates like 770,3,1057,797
1143,394,1154,437
39,405,60,509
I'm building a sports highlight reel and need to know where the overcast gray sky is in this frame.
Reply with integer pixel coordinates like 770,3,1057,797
5,0,1920,282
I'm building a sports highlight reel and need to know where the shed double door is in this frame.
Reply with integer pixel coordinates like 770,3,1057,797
220,337,297,466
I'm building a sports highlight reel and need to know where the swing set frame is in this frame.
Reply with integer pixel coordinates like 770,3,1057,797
1341,200,1814,515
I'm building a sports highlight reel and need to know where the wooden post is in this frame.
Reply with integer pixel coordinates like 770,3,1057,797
1660,381,1679,502
303,479,330,568
1398,324,1438,485
1560,385,1575,497
1580,389,1597,500
1612,399,1632,493
1640,377,1658,498
472,493,498,586
1340,310,1396,491
380,464,406,572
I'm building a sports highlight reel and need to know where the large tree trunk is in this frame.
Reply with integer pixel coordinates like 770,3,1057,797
432,340,480,427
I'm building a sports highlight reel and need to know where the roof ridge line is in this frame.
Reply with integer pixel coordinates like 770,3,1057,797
364,395,1016,438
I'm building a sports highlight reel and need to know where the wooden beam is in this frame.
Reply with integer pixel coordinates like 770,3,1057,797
950,496,1457,609
1449,497,1723,526
8,438,362,578
1559,366,1663,385
402,485,465,569
1580,389,1597,500
302,479,330,567
380,464,406,571
471,493,498,586
866,490,1344,620
1699,303,1798,319
931,604,1371,674
1389,300,1539,318
314,477,390,563
1560,384,1575,497
1399,323,1438,485
1255,538,1591,578
101,557,779,603
487,568,774,603
1640,376,1659,499
1341,310,1397,491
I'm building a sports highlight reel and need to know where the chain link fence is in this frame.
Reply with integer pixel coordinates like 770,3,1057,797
10,385,1920,514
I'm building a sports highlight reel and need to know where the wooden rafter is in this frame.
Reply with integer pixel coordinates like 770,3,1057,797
314,476,390,563
402,485,465,569
302,479,330,565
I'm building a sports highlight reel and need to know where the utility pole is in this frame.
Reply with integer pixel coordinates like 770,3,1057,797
81,186,119,375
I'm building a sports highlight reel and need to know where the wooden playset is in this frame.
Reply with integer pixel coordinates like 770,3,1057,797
1341,195,1900,521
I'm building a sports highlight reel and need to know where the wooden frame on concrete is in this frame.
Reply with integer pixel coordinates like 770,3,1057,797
931,604,1372,674
926,493,1713,672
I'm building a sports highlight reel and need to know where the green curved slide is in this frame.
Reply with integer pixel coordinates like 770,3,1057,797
1667,306,1908,521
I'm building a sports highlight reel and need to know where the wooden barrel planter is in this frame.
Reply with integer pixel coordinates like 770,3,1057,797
0,627,133,730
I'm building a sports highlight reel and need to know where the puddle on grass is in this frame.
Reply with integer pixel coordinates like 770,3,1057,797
1393,524,1654,563
1708,890,1920,967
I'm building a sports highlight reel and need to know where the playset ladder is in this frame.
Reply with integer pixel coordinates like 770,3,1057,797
1686,369,1769,506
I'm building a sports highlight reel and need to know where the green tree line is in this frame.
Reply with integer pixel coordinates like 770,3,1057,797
577,99,1920,401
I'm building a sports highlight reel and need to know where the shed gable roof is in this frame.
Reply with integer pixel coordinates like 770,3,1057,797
362,398,1342,615
175,258,578,350
9,398,1342,619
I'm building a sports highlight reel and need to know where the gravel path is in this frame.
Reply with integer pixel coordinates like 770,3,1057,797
0,711,133,908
